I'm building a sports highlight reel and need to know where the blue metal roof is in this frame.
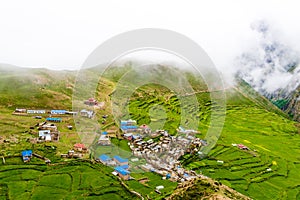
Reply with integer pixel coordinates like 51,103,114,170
102,131,108,135
119,164,129,169
121,125,137,130
114,155,128,163
46,117,62,121
99,154,110,162
114,166,130,175
22,150,32,157
51,110,66,113
132,135,141,139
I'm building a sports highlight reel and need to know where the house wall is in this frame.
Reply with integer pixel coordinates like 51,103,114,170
119,173,129,180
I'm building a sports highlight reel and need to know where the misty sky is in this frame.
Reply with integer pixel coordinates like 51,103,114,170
0,0,300,71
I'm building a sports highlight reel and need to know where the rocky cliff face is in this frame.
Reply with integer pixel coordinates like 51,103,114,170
286,87,300,121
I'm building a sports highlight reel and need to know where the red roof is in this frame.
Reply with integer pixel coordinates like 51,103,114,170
237,144,247,149
74,143,86,148
88,98,97,102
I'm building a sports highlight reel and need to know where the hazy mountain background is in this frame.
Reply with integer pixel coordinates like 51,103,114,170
234,20,300,121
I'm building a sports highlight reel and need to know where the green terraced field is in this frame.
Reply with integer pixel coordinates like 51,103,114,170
0,160,179,200
125,82,300,199
0,161,137,200
180,104,300,200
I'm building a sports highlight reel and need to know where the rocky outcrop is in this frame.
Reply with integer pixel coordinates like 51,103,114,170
286,87,300,121
168,177,251,200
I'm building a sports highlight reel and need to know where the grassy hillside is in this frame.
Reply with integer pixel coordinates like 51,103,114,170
0,65,300,199
99,66,300,199
124,81,300,199
0,65,75,110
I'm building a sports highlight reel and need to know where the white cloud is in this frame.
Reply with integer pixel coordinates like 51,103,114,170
0,0,299,72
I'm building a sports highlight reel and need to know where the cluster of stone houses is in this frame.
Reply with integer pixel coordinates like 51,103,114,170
104,119,206,182
126,129,204,182
97,120,151,147
120,119,151,136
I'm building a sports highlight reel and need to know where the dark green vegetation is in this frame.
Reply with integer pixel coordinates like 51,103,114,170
0,65,300,199
286,86,300,121
272,99,289,110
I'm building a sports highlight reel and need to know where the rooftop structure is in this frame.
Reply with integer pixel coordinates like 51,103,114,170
21,150,33,162
114,166,130,180
46,117,62,123
121,119,137,126
80,109,94,118
38,130,52,141
66,111,78,115
113,155,129,166
84,98,98,106
237,144,249,150
99,154,110,162
98,133,111,146
74,143,88,152
27,110,46,114
15,108,26,113
50,110,67,115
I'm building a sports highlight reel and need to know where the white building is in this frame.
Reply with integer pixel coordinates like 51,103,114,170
27,110,46,114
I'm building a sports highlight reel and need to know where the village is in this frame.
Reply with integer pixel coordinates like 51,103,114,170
11,97,253,195
95,118,210,186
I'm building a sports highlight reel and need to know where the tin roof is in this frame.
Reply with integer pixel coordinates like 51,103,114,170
114,155,128,163
114,166,130,175
99,154,110,162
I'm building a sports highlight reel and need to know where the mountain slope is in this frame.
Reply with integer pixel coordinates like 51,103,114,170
0,64,75,109
0,65,300,199
286,86,300,121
